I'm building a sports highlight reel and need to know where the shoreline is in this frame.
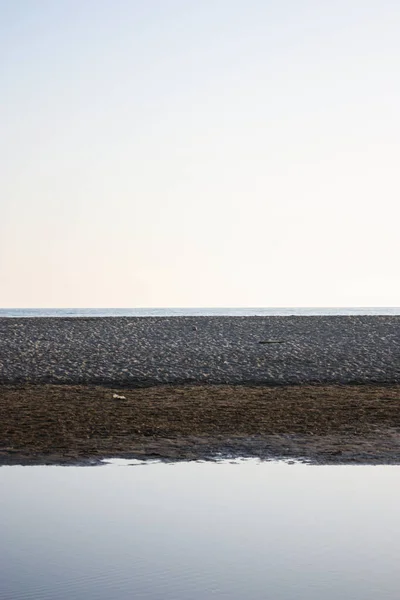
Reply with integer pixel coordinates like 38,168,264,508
1,316,399,385
1,316,399,465
1,383,400,466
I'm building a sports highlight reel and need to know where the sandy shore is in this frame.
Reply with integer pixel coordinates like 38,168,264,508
1,383,400,465
1,316,399,465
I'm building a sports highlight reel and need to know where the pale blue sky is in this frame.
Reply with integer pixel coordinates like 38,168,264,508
1,0,399,307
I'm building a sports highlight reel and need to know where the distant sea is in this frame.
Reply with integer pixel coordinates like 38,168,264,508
0,308,399,317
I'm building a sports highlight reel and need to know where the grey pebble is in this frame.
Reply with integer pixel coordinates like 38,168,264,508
0,316,399,386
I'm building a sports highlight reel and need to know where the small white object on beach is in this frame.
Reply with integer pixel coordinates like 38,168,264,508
112,393,126,400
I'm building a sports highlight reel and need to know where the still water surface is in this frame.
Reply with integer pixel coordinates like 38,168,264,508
1,461,400,600
1,307,400,317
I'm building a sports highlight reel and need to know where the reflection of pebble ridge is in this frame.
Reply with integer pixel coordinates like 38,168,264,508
0,316,399,385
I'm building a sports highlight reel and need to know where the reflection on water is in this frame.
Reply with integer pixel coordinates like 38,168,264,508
1,460,400,600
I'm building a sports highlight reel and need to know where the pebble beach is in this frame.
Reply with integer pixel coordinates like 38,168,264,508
0,316,399,385
1,316,399,465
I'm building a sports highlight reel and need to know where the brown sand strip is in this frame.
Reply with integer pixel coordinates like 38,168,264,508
1,384,400,465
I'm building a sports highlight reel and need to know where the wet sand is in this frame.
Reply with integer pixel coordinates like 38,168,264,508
1,384,400,465
0,316,399,465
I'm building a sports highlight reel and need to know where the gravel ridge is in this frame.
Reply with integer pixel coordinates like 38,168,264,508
0,316,399,385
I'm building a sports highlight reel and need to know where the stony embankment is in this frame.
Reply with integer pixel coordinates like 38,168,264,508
0,316,399,385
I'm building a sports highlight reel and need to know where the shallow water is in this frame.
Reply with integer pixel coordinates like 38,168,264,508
1,307,399,317
1,461,400,600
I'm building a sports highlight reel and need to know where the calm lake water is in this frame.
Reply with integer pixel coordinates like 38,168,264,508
1,461,400,600
0,307,400,317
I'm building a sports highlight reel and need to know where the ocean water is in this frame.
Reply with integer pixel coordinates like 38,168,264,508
1,460,400,600
0,307,399,317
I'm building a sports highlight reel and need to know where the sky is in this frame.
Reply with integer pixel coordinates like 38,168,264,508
1,0,399,308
